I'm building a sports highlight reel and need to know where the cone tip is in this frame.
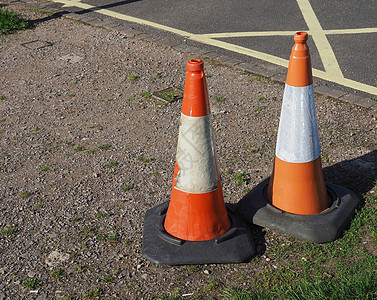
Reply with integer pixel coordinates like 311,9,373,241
187,59,204,72
294,32,308,44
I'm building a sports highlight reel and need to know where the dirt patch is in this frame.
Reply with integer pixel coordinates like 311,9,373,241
0,4,376,299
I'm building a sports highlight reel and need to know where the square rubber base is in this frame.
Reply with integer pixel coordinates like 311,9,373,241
237,179,359,243
142,202,255,265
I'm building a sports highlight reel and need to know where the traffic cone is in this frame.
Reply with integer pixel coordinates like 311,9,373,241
237,32,359,243
142,59,255,265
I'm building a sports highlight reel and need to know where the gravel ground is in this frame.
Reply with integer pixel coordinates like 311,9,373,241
0,5,376,299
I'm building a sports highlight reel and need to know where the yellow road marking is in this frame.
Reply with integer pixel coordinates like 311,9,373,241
197,28,377,38
296,0,343,77
50,0,377,96
57,0,192,37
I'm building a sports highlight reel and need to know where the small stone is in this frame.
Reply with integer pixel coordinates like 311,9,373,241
27,271,36,278
203,270,210,275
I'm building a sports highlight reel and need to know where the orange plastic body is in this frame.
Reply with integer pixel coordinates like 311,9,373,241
267,156,330,215
164,182,231,241
164,59,231,241
286,32,313,87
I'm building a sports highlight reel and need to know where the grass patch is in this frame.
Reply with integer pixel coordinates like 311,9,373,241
51,268,64,279
18,191,31,198
220,189,377,299
233,171,247,185
98,144,112,150
104,161,118,168
128,74,139,80
138,155,153,163
1,226,16,235
84,288,100,298
37,165,49,172
22,278,40,289
0,9,30,34
122,184,133,191
214,96,226,103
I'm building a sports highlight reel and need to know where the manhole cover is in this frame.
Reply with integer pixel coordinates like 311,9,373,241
152,87,183,103
21,40,53,50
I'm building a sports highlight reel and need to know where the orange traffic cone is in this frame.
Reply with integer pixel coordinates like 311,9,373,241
267,31,330,215
142,59,255,265
237,32,359,243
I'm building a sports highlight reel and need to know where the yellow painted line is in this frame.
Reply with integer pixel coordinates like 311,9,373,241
296,0,343,77
50,0,377,95
53,0,192,37
195,28,377,39
325,27,377,35
191,35,289,67
193,37,377,95
197,31,299,38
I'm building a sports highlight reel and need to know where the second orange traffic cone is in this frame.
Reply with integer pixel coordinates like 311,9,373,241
267,31,330,215
237,32,359,243
142,59,255,264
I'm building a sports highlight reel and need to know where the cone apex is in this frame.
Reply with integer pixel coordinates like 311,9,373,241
187,59,204,72
294,31,308,43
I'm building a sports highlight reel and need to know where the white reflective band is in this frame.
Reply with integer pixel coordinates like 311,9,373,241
175,113,219,193
275,84,321,163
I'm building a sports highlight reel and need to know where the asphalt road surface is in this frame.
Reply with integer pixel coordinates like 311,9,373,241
50,0,377,98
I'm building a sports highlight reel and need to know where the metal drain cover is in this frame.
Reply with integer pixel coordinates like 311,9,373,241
152,87,183,103
21,40,53,50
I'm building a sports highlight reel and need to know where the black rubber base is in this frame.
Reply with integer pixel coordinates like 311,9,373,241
237,178,359,243
142,202,255,265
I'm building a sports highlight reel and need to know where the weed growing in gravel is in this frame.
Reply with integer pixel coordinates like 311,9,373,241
98,144,112,150
0,226,16,235
0,118,5,123
51,268,64,279
68,93,74,97
96,212,106,218
372,97,377,101
128,74,139,80
89,124,103,130
18,191,31,198
254,106,266,112
258,96,267,101
102,275,113,282
214,96,226,103
155,72,162,78
70,216,79,222
65,141,75,147
0,95,5,100
75,265,85,272
96,234,105,241
37,165,49,172
0,9,30,34
127,97,134,101
73,146,85,151
141,92,152,98
84,288,100,298
138,155,153,163
104,161,118,168
22,278,40,289
107,235,118,243
233,172,247,185
206,279,221,292
122,184,133,191
187,265,199,272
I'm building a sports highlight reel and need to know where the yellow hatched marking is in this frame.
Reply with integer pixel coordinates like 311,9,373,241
296,0,343,77
50,0,377,95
